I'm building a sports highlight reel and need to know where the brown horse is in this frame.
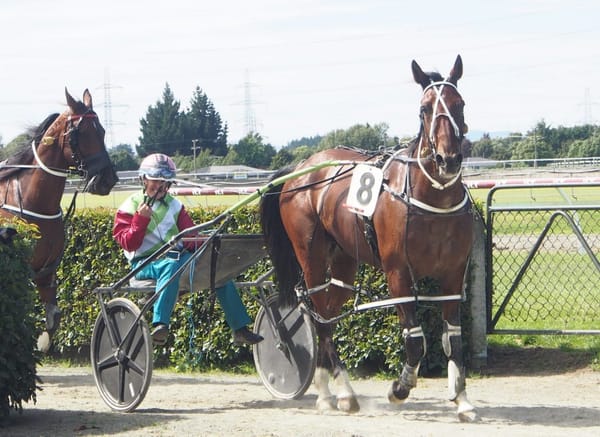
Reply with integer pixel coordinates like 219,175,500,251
0,88,118,352
260,55,477,421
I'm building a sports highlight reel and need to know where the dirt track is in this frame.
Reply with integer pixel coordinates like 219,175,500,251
3,355,600,437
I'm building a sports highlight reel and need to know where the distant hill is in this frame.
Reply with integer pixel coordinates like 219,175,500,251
466,130,512,141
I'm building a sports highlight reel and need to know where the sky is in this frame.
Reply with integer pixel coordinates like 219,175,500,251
1,0,599,150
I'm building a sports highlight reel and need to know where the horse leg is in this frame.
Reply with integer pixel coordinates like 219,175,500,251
326,254,359,413
313,322,337,411
303,245,358,413
442,303,478,422
388,304,426,404
313,320,359,413
36,276,61,353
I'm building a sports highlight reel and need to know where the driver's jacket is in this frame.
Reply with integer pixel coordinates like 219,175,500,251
113,191,197,263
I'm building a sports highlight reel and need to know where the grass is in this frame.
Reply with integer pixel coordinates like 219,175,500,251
487,335,600,372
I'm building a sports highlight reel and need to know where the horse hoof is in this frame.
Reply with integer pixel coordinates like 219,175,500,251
387,381,410,405
316,396,336,411
454,391,478,422
458,408,479,423
457,402,479,423
37,331,51,353
337,396,360,413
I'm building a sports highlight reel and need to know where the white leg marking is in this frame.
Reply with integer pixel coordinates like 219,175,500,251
314,367,336,411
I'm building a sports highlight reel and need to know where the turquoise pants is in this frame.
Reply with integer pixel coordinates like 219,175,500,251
132,252,251,330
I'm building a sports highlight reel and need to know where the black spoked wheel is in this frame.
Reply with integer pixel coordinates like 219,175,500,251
253,293,317,400
90,298,153,412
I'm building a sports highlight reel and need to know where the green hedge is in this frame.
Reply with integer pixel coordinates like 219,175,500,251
51,206,472,376
0,219,40,420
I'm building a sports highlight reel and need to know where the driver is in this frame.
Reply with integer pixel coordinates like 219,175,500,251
113,153,263,346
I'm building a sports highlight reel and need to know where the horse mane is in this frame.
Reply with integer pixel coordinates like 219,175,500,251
0,113,60,180
424,71,444,82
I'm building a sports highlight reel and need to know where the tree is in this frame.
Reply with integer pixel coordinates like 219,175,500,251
567,138,600,157
183,87,228,157
511,135,553,165
229,132,276,168
287,135,322,150
318,123,393,151
270,148,294,170
471,133,493,158
0,134,30,160
109,144,138,171
138,83,184,157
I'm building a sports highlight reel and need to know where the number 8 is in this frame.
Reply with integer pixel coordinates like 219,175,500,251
356,172,375,205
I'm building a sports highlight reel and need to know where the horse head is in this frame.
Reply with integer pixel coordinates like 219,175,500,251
412,55,467,188
40,89,118,195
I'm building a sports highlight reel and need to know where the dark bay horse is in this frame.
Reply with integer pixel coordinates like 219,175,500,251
0,88,118,352
260,55,477,421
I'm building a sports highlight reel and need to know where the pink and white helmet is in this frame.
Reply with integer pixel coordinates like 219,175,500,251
138,153,176,181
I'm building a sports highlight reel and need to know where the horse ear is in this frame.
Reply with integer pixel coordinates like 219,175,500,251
65,87,77,112
448,55,463,85
412,60,430,89
82,89,93,109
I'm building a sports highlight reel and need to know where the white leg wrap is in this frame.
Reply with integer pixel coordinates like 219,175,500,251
442,322,461,357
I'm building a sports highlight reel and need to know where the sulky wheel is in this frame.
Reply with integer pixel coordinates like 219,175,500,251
253,293,317,399
90,297,153,412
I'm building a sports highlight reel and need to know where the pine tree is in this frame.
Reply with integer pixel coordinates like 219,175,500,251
184,87,228,156
138,83,184,157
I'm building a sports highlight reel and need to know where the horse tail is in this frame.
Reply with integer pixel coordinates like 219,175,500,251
260,166,302,307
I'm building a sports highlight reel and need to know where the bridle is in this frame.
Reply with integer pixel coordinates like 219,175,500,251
417,80,464,190
32,110,108,180
1,109,109,219
381,80,470,214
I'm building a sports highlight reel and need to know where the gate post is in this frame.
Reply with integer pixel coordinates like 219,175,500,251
469,214,488,369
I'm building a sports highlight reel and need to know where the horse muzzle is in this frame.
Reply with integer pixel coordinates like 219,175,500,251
435,153,463,179
84,166,119,195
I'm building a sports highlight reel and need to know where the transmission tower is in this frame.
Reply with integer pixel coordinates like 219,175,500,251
243,69,258,135
582,88,596,125
100,68,125,148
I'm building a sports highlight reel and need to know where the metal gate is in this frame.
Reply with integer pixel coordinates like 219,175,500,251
485,182,600,334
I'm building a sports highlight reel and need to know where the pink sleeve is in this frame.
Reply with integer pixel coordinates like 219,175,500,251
113,209,151,251
178,206,205,251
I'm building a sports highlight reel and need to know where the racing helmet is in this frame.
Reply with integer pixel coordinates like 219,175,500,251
139,153,176,181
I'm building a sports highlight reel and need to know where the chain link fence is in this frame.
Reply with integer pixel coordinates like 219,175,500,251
485,184,600,334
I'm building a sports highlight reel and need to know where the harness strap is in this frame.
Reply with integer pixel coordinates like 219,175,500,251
299,275,464,324
31,140,70,178
1,204,63,220
383,184,471,215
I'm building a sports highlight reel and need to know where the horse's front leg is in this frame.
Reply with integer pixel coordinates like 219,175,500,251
443,303,478,422
388,312,426,404
313,321,360,413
